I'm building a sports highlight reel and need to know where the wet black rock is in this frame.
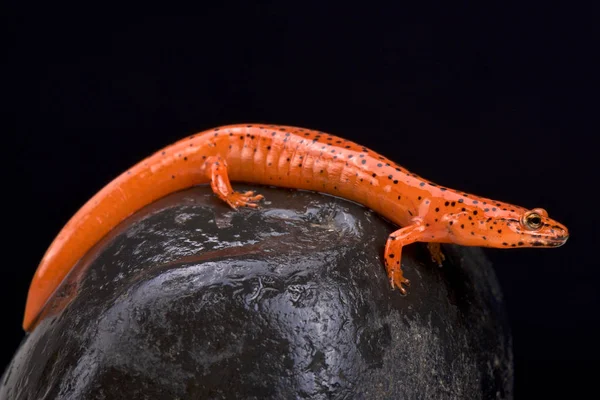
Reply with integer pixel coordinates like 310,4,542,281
1,185,513,399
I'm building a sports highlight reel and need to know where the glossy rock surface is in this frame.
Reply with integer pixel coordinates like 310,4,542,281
2,186,513,399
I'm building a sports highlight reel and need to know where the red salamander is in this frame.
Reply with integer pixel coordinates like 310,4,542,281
23,124,569,331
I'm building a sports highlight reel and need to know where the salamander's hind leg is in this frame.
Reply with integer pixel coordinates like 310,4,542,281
205,156,264,208
427,243,445,267
384,221,426,294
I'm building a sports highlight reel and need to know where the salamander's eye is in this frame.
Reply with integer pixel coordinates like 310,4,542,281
522,211,543,230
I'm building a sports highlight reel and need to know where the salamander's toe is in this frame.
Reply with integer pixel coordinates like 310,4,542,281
227,191,265,208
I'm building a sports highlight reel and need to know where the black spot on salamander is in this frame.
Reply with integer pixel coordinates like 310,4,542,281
440,188,447,191
435,207,440,212
426,200,430,204
171,175,175,179
511,244,516,247
418,196,422,200
348,155,353,158
518,241,524,246
497,230,502,233
492,207,497,211
393,180,398,184
484,208,490,212
458,199,464,203
345,145,351,148
161,151,166,155
472,200,478,204
267,146,271,150
473,211,478,215
408,210,413,216
241,136,245,140
449,221,454,225
532,241,544,247
184,157,188,161
461,224,464,229
420,182,425,187
388,175,393,179
461,208,466,212
286,158,290,162
372,173,377,177
468,216,472,220
483,236,487,240
502,242,508,246
271,132,276,136
389,253,395,258
397,195,401,200
377,163,383,167
429,182,438,187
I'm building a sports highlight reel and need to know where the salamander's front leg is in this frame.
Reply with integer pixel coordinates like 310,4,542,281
426,243,445,267
205,156,264,208
384,220,426,294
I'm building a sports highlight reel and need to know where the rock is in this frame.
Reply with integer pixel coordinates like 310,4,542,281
1,185,513,399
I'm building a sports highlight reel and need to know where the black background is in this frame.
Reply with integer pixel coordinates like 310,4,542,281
6,5,597,398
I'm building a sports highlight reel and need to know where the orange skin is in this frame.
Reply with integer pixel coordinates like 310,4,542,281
23,124,569,331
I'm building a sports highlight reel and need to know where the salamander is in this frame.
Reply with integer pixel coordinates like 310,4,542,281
22,124,569,331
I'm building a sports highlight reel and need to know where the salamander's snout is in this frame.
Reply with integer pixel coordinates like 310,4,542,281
519,208,569,248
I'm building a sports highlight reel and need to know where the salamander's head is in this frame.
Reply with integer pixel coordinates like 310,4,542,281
498,207,569,248
446,205,569,249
